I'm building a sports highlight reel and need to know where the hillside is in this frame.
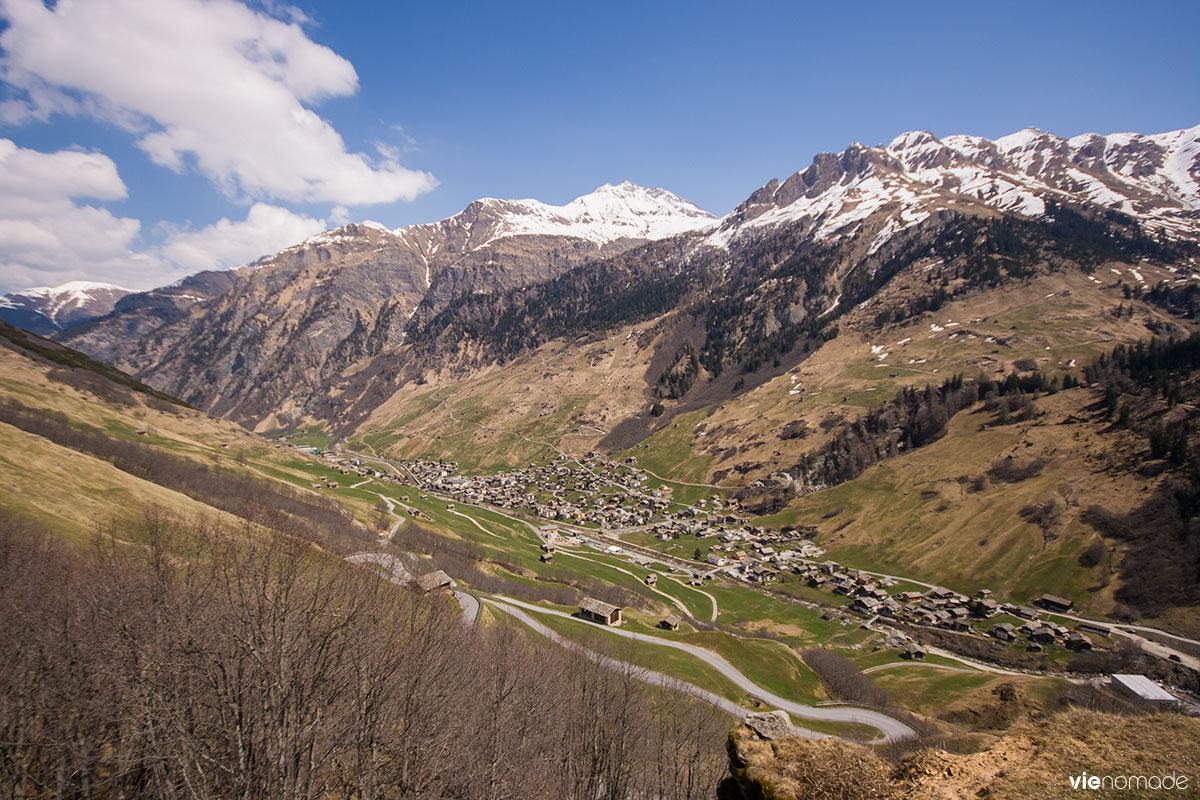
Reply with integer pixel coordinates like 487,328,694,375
44,125,1199,440
726,708,1200,800
3,237,1198,800
58,184,715,428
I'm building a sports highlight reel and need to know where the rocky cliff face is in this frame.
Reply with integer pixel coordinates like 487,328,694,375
60,268,240,369
60,184,716,428
706,124,1200,255
54,125,1200,433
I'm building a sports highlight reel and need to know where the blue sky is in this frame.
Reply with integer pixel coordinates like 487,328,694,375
0,0,1196,293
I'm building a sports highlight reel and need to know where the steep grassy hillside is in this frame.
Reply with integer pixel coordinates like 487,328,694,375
0,323,374,552
754,389,1141,616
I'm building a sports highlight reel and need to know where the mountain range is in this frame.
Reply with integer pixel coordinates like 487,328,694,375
0,123,1191,438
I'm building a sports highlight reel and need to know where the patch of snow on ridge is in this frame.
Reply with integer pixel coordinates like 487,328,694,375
1153,125,1200,209
473,181,717,247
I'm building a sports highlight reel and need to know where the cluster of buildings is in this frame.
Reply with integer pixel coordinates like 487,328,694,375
701,537,828,584
702,542,1105,653
398,454,735,529
305,440,1124,662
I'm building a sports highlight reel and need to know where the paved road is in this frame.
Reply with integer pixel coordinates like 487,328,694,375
484,598,828,739
373,492,406,543
556,549,694,619
453,590,481,626
659,571,719,622
491,595,917,742
448,508,501,538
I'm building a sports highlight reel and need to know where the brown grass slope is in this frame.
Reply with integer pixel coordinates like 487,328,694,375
728,709,1200,800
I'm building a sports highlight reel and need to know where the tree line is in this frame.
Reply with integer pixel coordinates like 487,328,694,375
1081,335,1200,614
790,370,1056,489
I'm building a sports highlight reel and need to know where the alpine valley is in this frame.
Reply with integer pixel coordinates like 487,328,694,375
5,123,1200,799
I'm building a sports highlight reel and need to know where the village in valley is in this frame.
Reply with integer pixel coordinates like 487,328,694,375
292,440,1154,671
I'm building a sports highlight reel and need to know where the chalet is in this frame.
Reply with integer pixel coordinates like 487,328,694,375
972,598,1000,617
851,596,882,615
540,553,554,563
991,623,1017,642
1013,605,1040,620
579,598,623,626
1075,621,1111,638
1065,631,1093,651
644,574,658,586
659,614,681,632
706,553,727,567
1036,593,1074,613
1028,626,1057,645
416,570,454,594
903,642,927,660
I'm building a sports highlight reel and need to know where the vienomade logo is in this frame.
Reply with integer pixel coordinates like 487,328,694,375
1067,771,1190,792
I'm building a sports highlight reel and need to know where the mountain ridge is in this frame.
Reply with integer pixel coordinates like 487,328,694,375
52,123,1200,436
0,280,132,334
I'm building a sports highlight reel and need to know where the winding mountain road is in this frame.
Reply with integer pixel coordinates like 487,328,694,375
490,595,917,742
483,598,827,739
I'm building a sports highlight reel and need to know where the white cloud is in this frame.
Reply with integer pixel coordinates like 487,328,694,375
328,205,351,226
0,140,335,293
0,138,165,292
160,202,326,273
0,0,436,205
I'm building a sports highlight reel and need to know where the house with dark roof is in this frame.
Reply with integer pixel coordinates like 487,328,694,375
1036,593,1074,613
579,598,623,626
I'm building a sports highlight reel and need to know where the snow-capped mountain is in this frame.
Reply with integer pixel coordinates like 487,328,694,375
51,127,1200,430
59,182,716,426
707,124,1200,253
0,280,132,334
447,181,717,247
385,181,715,263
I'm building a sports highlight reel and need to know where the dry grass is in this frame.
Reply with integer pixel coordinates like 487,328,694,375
729,708,1200,800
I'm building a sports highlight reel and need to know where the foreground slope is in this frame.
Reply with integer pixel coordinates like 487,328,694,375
727,709,1200,800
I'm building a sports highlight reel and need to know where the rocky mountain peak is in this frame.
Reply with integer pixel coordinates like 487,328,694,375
707,123,1200,252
